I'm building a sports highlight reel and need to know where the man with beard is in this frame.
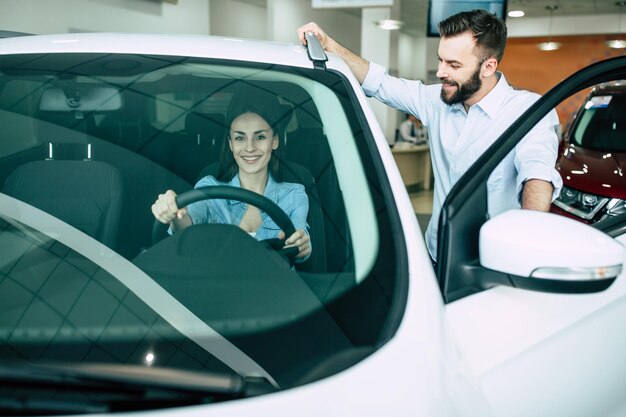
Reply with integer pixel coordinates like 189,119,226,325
298,10,561,265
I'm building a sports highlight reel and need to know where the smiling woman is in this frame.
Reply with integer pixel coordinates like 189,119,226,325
151,89,312,261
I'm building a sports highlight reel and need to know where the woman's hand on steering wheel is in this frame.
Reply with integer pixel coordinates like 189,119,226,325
152,186,300,264
151,190,191,231
279,229,311,260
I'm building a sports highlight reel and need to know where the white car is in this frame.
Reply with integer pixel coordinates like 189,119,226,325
0,32,624,417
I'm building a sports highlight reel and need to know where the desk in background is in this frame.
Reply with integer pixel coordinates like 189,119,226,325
391,143,432,191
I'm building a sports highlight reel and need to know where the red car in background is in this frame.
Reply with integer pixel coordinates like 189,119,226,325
551,82,626,223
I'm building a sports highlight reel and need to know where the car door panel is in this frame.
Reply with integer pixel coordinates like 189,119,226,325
446,235,626,416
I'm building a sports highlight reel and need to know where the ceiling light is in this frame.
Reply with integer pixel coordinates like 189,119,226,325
607,39,626,48
376,19,403,30
508,10,525,18
538,4,561,51
606,1,626,49
537,41,562,51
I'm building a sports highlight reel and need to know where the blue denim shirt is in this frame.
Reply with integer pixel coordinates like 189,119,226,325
186,174,310,259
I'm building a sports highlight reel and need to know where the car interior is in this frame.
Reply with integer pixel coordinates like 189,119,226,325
0,56,349,272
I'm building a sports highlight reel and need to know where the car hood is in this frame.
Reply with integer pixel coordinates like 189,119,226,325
0,194,279,386
557,143,626,199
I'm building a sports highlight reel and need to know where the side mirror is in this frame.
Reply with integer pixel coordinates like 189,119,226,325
479,210,623,293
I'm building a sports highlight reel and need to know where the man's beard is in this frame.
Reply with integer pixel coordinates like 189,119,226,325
440,65,482,105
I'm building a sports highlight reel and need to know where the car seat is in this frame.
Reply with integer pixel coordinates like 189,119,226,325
2,145,123,249
172,112,227,183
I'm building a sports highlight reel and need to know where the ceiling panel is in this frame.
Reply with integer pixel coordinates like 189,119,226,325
232,0,624,37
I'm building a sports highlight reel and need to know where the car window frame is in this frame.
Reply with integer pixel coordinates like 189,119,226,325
323,68,410,344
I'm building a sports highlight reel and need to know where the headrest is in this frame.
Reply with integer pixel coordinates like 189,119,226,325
185,112,226,135
45,142,93,161
277,103,294,130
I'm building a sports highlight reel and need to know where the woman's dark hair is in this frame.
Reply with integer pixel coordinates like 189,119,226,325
438,9,507,63
216,89,284,182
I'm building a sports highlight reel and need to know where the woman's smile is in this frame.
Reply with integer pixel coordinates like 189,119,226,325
241,154,262,163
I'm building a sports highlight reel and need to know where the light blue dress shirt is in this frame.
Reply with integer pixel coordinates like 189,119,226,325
185,173,310,260
362,62,562,259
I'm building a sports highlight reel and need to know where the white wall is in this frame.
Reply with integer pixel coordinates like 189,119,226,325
268,0,360,53
0,0,209,35
210,0,267,39
208,0,360,49
398,32,427,80
394,32,429,131
361,7,397,143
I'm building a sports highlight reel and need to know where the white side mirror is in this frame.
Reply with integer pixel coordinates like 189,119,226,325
480,210,623,292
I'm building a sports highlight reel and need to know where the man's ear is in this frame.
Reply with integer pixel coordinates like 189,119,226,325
482,57,498,78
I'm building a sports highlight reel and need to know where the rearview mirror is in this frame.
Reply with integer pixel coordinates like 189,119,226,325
479,210,623,293
39,86,122,112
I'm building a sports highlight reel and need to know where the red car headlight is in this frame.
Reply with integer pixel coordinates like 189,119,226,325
553,186,611,220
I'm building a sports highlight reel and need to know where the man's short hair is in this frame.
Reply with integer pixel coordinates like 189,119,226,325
438,9,507,63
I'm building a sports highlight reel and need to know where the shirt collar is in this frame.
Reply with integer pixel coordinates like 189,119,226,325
474,72,508,119
448,72,508,118
227,173,277,205
449,102,465,113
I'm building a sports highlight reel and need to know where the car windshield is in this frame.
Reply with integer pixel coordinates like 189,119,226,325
0,53,402,406
571,91,626,152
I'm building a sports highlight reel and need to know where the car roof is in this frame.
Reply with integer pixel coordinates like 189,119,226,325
0,32,330,69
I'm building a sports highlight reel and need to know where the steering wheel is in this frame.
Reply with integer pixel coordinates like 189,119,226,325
152,185,299,263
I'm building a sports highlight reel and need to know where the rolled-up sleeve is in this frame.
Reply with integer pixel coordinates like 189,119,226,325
514,108,563,202
361,61,386,97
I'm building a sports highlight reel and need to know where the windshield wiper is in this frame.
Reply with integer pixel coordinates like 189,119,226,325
0,362,276,414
